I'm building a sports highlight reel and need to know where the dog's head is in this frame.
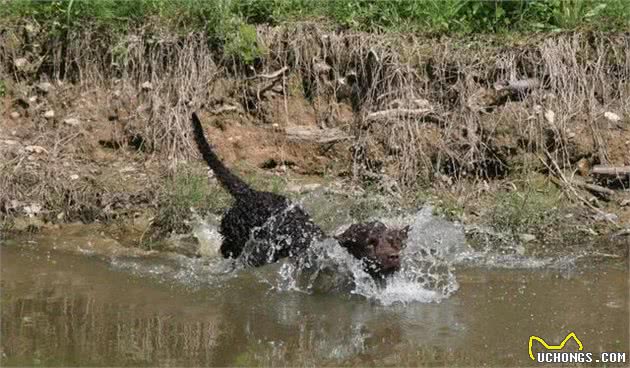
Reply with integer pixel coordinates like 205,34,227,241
335,221,410,279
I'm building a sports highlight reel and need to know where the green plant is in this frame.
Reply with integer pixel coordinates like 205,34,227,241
149,166,231,241
1,0,627,38
223,20,264,64
490,182,562,235
432,195,465,222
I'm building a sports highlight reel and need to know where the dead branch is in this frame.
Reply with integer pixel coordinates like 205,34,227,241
365,108,434,123
209,105,240,115
245,67,289,102
493,78,541,93
540,151,617,225
284,126,353,144
591,165,630,177
245,66,289,81
571,178,615,201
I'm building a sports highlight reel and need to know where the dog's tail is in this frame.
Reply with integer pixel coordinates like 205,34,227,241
191,112,251,197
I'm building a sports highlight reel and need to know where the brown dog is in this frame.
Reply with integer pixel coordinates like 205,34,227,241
335,221,409,278
191,112,408,279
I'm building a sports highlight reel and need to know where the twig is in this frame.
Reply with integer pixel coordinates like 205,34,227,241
591,165,630,177
285,126,353,144
540,151,616,225
365,108,433,123
245,66,289,81
571,178,615,201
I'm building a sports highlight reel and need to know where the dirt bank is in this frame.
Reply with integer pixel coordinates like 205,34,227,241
0,22,628,258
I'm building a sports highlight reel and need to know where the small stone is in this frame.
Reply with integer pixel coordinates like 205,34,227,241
593,212,619,223
286,183,322,193
141,81,153,91
63,117,80,126
518,233,536,243
28,96,37,103
620,199,630,207
44,110,55,119
10,111,20,119
413,98,432,109
37,82,53,93
69,174,79,180
544,110,555,124
14,58,28,69
313,61,332,74
604,111,621,123
23,203,42,217
567,131,576,139
24,145,48,154
576,158,591,176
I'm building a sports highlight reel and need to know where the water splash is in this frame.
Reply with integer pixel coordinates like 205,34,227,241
250,207,462,305
107,206,580,304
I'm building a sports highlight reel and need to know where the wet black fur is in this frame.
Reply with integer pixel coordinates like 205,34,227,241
191,113,407,280
191,113,325,267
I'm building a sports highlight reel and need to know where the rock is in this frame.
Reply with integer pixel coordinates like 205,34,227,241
518,233,536,243
69,174,80,180
604,111,621,123
24,145,48,154
14,58,28,70
24,23,36,34
593,212,619,223
544,110,555,124
313,61,332,74
576,158,591,176
141,81,153,91
44,110,55,119
63,117,80,126
10,111,20,119
286,183,322,193
620,199,630,207
37,82,53,93
23,203,42,217
28,96,37,103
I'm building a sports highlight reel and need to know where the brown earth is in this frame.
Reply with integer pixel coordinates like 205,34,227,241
1,23,629,259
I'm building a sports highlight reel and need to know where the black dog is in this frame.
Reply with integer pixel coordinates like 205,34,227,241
191,112,407,279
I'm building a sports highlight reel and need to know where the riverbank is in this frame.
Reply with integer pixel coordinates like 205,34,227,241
1,19,628,259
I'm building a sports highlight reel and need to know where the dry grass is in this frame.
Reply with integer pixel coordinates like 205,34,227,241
1,21,628,234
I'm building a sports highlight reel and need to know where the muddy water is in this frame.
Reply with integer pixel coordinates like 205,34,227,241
1,241,627,367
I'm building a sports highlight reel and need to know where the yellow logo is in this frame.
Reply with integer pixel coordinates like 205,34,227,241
528,332,584,360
